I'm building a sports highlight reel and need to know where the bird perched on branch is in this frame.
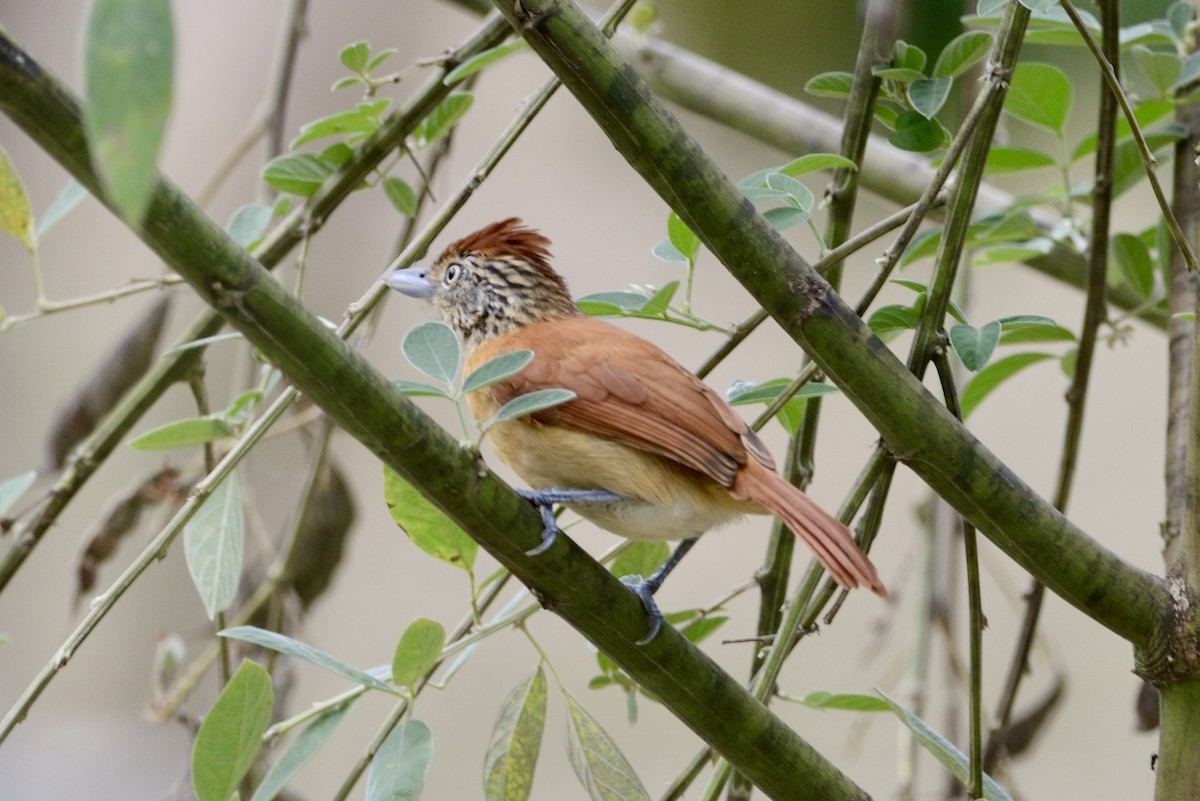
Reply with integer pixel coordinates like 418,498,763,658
386,218,885,641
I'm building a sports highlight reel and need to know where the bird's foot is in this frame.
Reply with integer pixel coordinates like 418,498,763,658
620,574,666,646
515,488,625,556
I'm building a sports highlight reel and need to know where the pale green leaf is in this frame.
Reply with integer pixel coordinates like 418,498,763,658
484,389,576,430
484,668,548,801
130,417,236,451
221,625,396,693
611,541,670,580
796,691,891,712
908,76,953,119
402,321,461,384
84,0,174,224
410,93,474,149
36,179,88,238
444,39,528,85
879,691,1014,801
463,350,534,394
368,720,433,801
262,152,336,197
249,702,354,801
1005,63,1072,133
565,694,649,801
0,470,37,517
804,71,854,97
1111,232,1155,298
778,153,857,176
649,238,688,264
391,378,453,399
383,465,477,572
385,177,418,217
192,660,273,801
392,618,445,689
984,147,1057,173
667,212,700,263
339,41,370,72
226,204,273,249
291,108,380,148
932,31,994,78
0,145,35,250
184,472,243,618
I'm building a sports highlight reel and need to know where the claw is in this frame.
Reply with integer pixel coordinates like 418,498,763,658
516,488,624,557
621,575,665,645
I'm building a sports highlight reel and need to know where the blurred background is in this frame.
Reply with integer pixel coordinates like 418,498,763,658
0,0,1174,798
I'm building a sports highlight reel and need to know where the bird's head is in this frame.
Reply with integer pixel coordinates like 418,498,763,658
385,218,579,347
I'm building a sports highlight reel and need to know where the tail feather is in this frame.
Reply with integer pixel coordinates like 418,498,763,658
733,461,887,598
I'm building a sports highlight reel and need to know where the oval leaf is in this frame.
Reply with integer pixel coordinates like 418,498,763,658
410,93,474,149
611,541,670,580
1005,63,1072,133
908,76,953,119
402,321,461,384
249,702,354,801
983,146,1058,174
367,719,433,801
184,471,243,619
889,110,947,152
226,203,273,249
130,416,236,451
778,153,857,176
805,71,854,97
463,350,534,394
798,691,892,712
192,660,273,801
0,145,35,251
84,0,174,224
383,465,477,572
484,668,548,801
1111,232,1155,299
666,212,700,263
444,39,528,85
565,694,649,801
391,378,453,399
385,177,418,218
392,618,446,689
933,31,994,78
484,389,576,430
221,625,396,694
262,152,336,197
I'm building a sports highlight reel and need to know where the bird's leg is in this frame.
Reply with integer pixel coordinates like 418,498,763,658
515,488,625,555
622,537,700,645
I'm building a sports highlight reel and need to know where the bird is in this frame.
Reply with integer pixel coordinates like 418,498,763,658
385,218,886,641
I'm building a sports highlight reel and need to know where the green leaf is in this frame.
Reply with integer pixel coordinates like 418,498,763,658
1005,63,1072,133
392,618,446,689
680,614,728,644
867,304,921,336
932,31,994,78
36,179,88,238
565,694,649,801
667,212,700,263
339,41,370,72
889,110,947,152
463,350,534,394
649,238,689,265
1133,46,1182,98
879,691,1014,801
972,240,1054,265
192,660,273,801
961,352,1055,417
391,378,453,399
383,466,477,572
611,541,670,580
1111,232,1155,298
0,470,37,517
402,321,461,384
367,719,433,801
1110,130,1186,199
221,625,396,693
83,0,174,224
639,282,678,316
129,416,236,451
444,39,528,85
765,173,814,211
484,389,577,430
892,40,927,73
804,71,854,98
726,378,839,406
1173,51,1200,93
997,315,1075,344
1168,1,1193,40
292,108,381,148
578,291,650,312
1072,101,1174,161
249,702,354,801
871,67,927,83
385,177,418,217
763,206,809,231
184,472,243,619
778,153,857,176
949,321,1001,371
907,76,953,119
0,145,35,251
796,691,891,712
262,152,337,197
410,93,474,149
226,203,273,249
983,146,1058,173
484,668,548,801
368,48,398,72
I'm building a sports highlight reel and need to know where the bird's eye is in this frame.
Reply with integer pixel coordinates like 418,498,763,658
444,263,463,284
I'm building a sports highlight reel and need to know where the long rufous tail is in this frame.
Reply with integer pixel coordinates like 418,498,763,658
733,461,887,597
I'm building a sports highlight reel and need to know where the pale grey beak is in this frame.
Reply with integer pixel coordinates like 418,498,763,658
384,265,433,299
